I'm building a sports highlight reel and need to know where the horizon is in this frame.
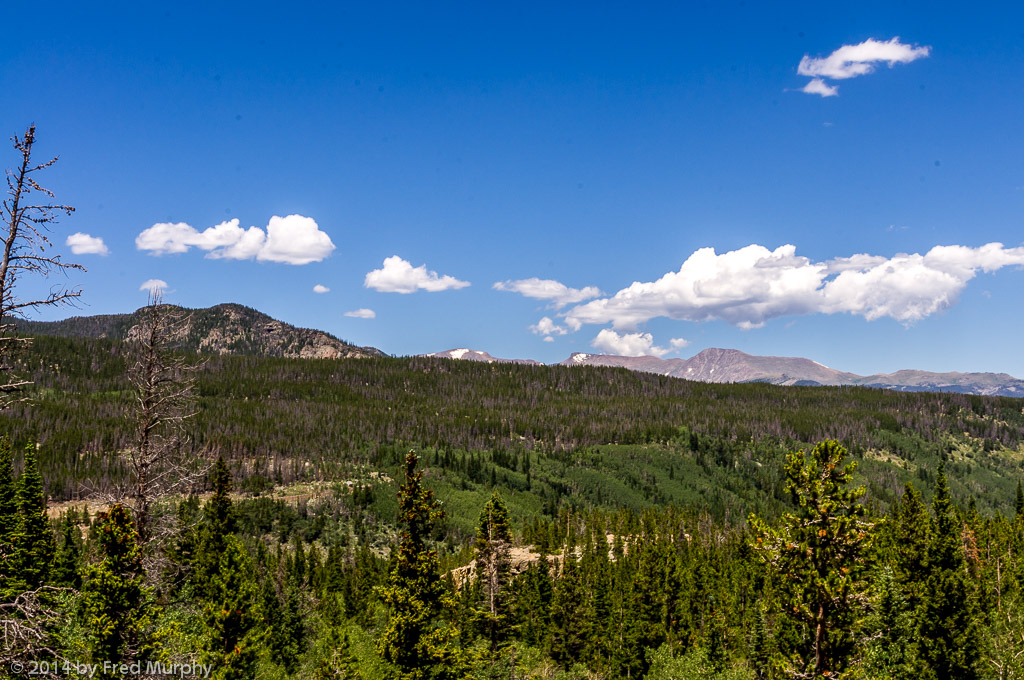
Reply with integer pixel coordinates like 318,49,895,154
6,2,1024,377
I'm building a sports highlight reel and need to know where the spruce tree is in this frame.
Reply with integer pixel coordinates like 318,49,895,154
82,504,157,676
376,451,463,680
472,492,513,651
917,465,981,680
201,534,264,680
194,457,237,600
547,546,587,667
52,514,83,589
892,483,930,609
15,444,55,588
0,438,18,594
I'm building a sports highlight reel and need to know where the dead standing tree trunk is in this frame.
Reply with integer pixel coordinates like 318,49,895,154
0,126,84,407
123,293,205,545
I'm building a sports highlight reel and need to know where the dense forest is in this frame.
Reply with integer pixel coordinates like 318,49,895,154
2,330,1024,678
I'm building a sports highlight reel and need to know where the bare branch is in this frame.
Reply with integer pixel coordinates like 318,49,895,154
0,125,84,406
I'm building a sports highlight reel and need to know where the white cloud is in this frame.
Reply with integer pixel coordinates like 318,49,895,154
364,256,470,293
139,279,168,294
344,308,376,319
529,316,568,337
542,336,554,343
65,232,109,256
564,242,1024,331
591,329,686,358
493,278,603,308
797,37,931,96
313,284,330,294
801,78,839,97
135,214,335,265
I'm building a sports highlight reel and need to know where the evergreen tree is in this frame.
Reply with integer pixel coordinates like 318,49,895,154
201,534,264,680
860,566,917,679
194,457,237,601
312,630,361,680
15,444,55,588
1016,479,1023,519
52,514,83,589
472,492,513,651
749,440,873,678
376,451,463,680
917,465,982,680
892,483,930,609
82,504,158,677
547,547,588,667
0,438,18,594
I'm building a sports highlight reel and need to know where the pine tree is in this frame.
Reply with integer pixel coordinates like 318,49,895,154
82,504,158,677
917,465,981,680
473,492,513,651
749,440,873,678
201,534,264,680
376,451,463,680
15,444,55,588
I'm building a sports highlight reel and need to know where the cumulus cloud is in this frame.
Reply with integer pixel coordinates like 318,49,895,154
139,279,168,294
801,78,838,97
493,278,602,308
313,284,330,294
135,215,335,265
364,256,470,293
344,308,376,319
529,316,568,338
797,37,931,96
564,242,1024,331
66,233,109,256
591,329,688,358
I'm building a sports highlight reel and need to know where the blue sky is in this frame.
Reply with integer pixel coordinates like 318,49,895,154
4,1,1024,376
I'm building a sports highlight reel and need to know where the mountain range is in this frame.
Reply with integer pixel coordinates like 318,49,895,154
13,304,1024,397
425,347,1024,398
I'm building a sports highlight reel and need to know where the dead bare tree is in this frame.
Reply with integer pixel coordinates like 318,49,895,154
0,126,84,407
122,293,206,545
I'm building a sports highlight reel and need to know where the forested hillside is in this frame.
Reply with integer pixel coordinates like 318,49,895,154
2,332,1024,678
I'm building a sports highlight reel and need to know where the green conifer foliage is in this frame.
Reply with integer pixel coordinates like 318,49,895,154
194,457,237,601
15,444,55,588
1016,480,1023,519
82,504,157,676
0,438,18,593
749,440,872,678
917,465,982,680
52,514,83,589
892,483,930,609
547,546,587,666
312,630,362,680
376,451,463,680
201,534,264,680
472,492,512,651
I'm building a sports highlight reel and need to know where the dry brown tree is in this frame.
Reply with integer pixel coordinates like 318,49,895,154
0,126,83,408
121,293,206,546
